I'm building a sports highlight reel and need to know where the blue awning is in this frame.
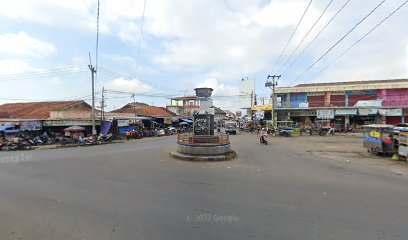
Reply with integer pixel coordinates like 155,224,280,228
181,118,193,123
0,125,14,131
3,129,20,134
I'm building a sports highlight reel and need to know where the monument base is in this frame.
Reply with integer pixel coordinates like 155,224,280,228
170,150,237,162
170,134,236,161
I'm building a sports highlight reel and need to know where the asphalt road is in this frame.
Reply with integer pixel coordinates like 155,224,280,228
0,134,408,240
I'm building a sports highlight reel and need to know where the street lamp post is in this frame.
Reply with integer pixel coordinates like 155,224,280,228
265,75,281,129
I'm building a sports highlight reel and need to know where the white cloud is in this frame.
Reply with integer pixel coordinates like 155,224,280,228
48,77,63,85
0,59,42,75
104,77,152,93
197,78,240,111
0,0,407,101
0,32,56,58
0,0,98,32
197,78,238,96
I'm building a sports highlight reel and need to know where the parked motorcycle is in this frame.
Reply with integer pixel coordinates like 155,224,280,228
1,142,31,151
97,133,113,143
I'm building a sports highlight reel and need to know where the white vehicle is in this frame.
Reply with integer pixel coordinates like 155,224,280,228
225,121,237,134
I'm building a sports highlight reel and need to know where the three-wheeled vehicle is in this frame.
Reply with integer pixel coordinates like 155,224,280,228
396,130,408,160
363,124,395,155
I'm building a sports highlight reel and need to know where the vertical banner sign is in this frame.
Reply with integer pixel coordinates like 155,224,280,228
317,109,335,119
193,114,214,135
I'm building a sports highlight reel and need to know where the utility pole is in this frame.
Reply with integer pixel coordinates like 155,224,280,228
100,87,105,121
132,94,137,117
265,75,281,129
250,90,254,120
88,52,97,135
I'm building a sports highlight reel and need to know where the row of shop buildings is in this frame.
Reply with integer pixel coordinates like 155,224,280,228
0,101,184,137
252,78,408,127
0,97,235,137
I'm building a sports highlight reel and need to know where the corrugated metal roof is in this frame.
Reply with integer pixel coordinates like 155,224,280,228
295,78,408,87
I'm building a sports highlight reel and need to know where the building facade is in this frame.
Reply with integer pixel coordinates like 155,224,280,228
274,79,408,127
166,96,200,117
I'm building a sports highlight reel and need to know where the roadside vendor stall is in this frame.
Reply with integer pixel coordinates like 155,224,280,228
397,130,408,160
0,125,20,141
363,124,394,155
64,126,85,139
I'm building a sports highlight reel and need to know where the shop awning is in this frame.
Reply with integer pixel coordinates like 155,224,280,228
3,129,20,134
64,126,85,132
0,125,14,131
335,109,358,116
181,118,193,123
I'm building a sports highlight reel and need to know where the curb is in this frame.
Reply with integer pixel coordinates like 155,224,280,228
169,150,237,162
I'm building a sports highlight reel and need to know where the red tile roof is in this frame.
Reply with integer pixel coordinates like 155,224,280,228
111,103,176,117
0,101,92,119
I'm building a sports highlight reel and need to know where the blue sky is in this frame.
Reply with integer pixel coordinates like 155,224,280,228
0,0,407,112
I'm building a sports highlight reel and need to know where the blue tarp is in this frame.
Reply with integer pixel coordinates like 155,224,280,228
118,126,133,133
3,129,20,134
0,125,14,132
100,121,112,136
181,118,193,123
363,137,382,143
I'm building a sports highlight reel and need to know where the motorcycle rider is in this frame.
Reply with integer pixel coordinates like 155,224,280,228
259,127,268,143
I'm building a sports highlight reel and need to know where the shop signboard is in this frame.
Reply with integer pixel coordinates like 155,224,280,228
378,108,402,116
20,121,42,131
193,114,214,135
299,102,309,108
251,104,272,111
335,109,358,116
317,109,334,119
164,118,172,124
291,110,316,117
117,120,130,127
207,108,215,115
358,108,378,116
255,110,264,120
43,120,95,126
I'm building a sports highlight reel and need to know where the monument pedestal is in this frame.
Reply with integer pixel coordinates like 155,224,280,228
170,114,236,161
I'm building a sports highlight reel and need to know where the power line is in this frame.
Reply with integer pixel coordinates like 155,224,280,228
281,0,352,75
98,66,184,93
306,0,408,82
135,0,147,77
271,0,313,73
288,0,387,86
279,0,335,72
0,69,89,82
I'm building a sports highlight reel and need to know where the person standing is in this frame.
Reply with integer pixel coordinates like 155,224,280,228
328,122,335,135
126,131,131,141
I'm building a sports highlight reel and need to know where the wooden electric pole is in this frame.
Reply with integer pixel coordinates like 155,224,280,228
265,75,281,129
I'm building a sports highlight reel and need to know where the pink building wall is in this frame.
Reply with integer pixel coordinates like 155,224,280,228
378,89,408,107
